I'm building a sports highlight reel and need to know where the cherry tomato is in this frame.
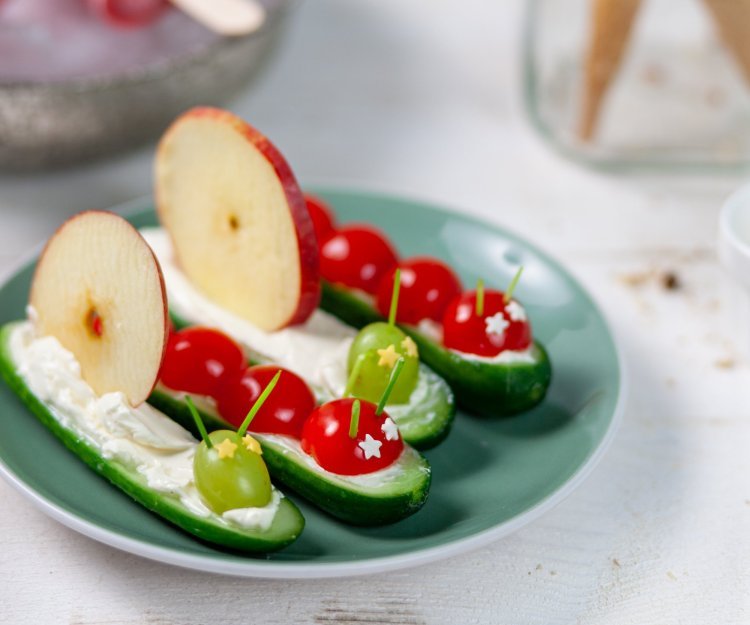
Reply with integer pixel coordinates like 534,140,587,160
159,327,246,398
301,398,403,475
216,366,316,439
376,257,462,324
304,194,337,245
442,290,532,356
87,0,169,28
320,225,398,295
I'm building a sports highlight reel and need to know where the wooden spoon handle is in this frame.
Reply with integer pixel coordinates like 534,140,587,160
170,0,265,36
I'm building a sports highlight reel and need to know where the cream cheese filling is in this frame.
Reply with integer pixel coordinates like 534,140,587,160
9,320,281,531
450,345,537,364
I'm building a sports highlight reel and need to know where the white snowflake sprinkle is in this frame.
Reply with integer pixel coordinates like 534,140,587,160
381,418,399,441
485,312,510,338
358,434,383,459
505,300,527,322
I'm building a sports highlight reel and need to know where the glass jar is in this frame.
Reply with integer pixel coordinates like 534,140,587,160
522,0,750,171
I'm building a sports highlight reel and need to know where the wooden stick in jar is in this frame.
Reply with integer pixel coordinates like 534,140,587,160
702,0,750,84
578,0,642,141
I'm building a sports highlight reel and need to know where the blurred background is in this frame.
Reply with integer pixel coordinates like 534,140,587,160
0,1,533,263
2,0,748,309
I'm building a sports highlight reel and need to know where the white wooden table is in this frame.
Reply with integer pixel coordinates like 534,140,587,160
0,2,748,623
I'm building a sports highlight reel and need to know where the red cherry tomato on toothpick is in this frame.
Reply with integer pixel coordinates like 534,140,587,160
376,257,462,324
159,327,246,398
304,194,337,245
442,289,532,356
216,366,316,439
320,225,398,295
301,398,403,475
87,0,169,28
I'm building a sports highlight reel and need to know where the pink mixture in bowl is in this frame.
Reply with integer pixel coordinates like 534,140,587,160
0,0,219,83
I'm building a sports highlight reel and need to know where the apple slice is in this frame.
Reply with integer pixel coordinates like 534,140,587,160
30,211,169,406
154,107,320,332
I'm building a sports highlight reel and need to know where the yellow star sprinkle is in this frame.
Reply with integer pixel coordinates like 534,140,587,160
401,336,418,358
215,438,237,459
377,344,399,368
242,434,262,455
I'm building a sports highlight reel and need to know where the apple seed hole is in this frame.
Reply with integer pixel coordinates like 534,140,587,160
86,307,104,338
228,214,240,231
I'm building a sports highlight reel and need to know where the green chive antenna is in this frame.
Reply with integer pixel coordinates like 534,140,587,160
185,396,212,448
345,353,367,397
504,266,524,304
475,278,485,316
388,268,401,326
348,399,361,439
376,357,405,415
238,370,282,437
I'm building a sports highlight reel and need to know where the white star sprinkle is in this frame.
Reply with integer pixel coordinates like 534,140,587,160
505,300,527,322
485,312,510,338
358,434,383,459
381,417,399,441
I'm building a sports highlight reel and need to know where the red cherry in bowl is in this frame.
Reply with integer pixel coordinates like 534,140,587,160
301,398,403,475
304,194,337,245
159,327,246,398
216,365,316,439
442,290,532,357
376,257,462,324
88,0,169,27
320,225,398,295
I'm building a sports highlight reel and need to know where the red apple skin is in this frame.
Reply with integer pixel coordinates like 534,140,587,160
29,210,170,405
155,107,321,328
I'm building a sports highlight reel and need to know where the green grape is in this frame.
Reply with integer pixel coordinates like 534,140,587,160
347,322,419,404
193,430,272,514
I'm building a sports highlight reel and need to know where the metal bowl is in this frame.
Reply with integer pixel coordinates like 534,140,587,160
0,1,293,171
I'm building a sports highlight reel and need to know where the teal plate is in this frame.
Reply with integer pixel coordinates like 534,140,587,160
0,189,623,578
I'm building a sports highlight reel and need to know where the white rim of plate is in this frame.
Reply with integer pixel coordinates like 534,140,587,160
0,192,626,579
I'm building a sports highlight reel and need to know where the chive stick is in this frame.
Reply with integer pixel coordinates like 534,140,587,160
388,268,401,326
475,278,485,316
238,370,282,437
376,358,405,415
185,396,212,448
345,354,367,397
348,400,361,439
504,266,524,304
